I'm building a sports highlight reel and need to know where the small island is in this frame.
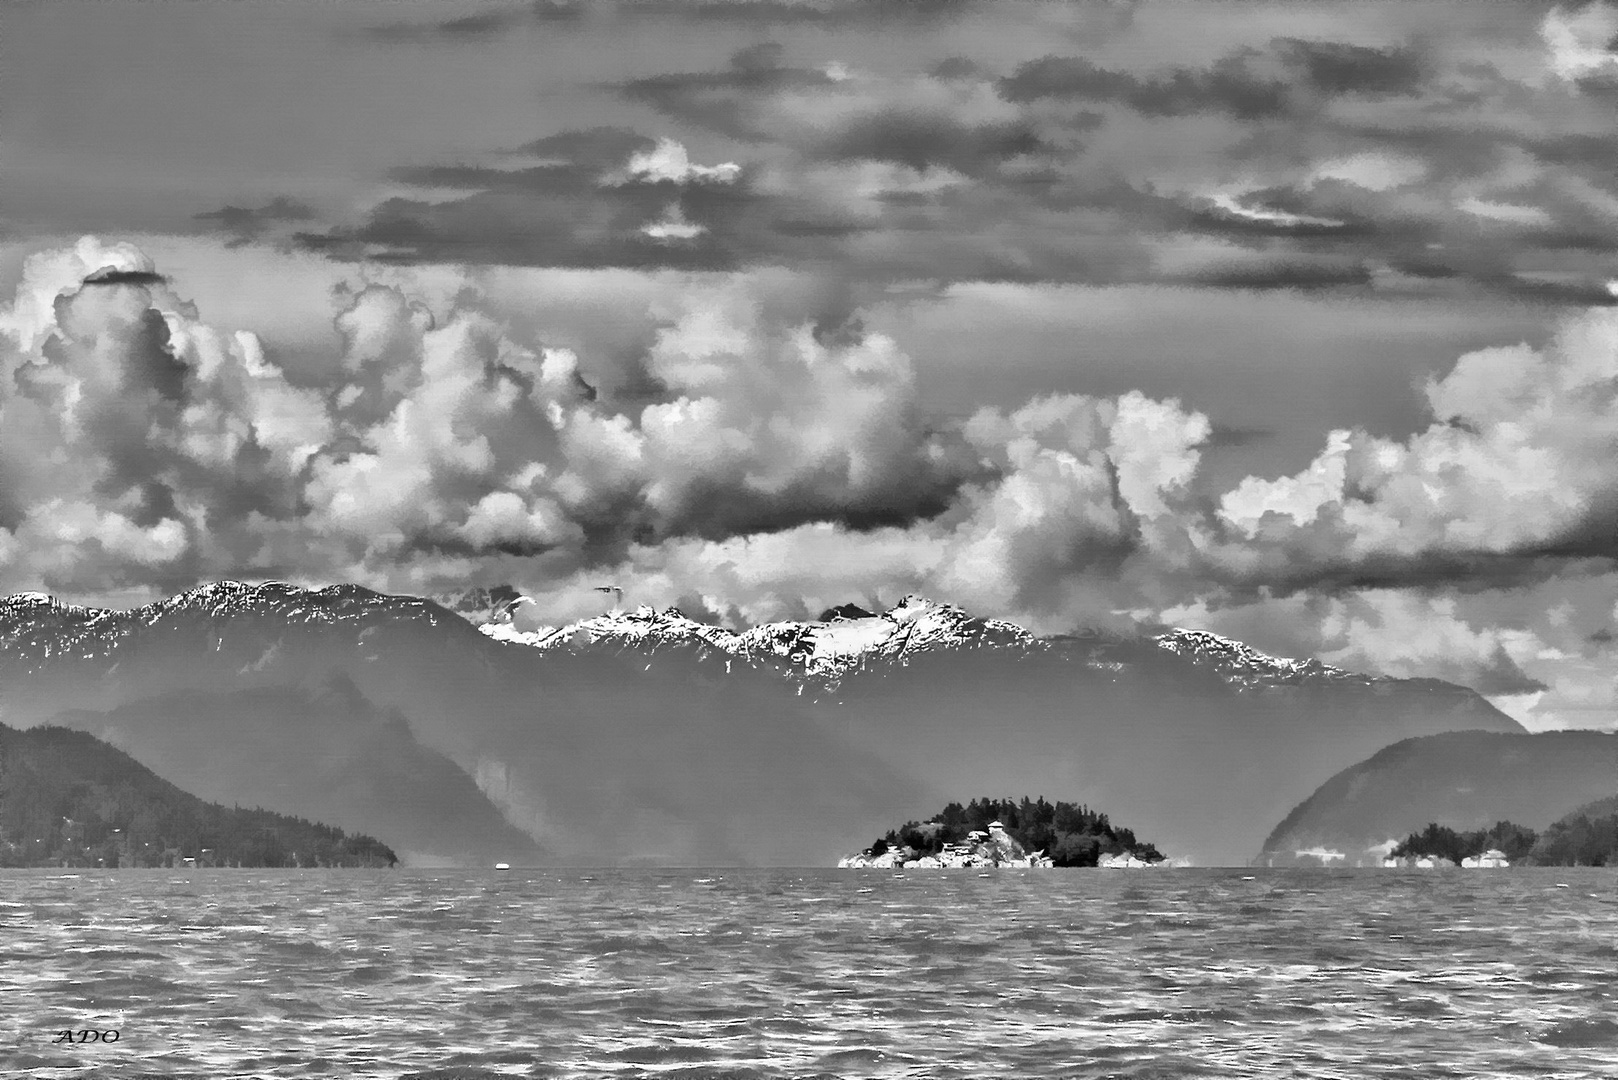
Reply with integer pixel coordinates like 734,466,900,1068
839,797,1166,868
0,723,397,868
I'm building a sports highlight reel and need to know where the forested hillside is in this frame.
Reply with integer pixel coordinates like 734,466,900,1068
0,724,396,868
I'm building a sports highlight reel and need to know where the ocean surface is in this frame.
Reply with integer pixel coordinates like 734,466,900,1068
3,868,1617,1079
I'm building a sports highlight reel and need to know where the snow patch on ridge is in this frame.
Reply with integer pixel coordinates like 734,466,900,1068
1153,628,1369,690
481,594,1035,680
478,594,1370,691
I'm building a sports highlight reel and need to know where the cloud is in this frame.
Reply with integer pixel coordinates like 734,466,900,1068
1001,54,1291,118
1157,587,1554,718
1214,302,1618,586
640,205,707,241
0,238,332,592
511,386,1216,629
1317,591,1550,696
366,0,975,39
617,138,742,185
298,130,762,271
620,43,843,141
194,197,317,246
13,237,1618,724
261,12,1616,301
0,239,971,593
80,267,171,287
1000,40,1422,117
367,1,587,41
14,238,1616,613
1542,2,1618,81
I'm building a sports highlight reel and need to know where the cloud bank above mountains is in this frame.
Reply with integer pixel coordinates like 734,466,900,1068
5,235,1618,729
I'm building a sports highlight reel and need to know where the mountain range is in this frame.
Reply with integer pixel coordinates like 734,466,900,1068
0,583,1526,866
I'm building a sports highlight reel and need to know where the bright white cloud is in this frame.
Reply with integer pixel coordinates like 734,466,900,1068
1542,3,1618,81
621,138,741,185
641,205,707,241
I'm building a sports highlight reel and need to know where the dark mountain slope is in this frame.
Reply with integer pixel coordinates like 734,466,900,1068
0,723,395,868
1259,730,1618,866
45,677,549,868
1528,795,1618,866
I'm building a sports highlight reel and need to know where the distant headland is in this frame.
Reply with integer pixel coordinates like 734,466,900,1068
0,723,397,869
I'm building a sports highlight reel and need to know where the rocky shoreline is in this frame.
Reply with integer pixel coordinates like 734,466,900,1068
839,821,1052,868
836,819,1166,869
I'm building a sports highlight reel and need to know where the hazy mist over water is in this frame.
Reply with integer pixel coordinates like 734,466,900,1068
4,868,1618,1078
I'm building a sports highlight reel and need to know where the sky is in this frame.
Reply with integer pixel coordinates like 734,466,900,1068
5,0,1618,730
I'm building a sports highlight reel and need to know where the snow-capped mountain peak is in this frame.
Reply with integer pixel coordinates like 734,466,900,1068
0,581,460,674
480,594,1036,680
475,594,1380,691
1152,628,1365,689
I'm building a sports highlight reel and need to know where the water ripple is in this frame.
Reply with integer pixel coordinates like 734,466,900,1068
2,868,1616,1078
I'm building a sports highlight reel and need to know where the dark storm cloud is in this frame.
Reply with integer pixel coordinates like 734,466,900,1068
1204,424,1275,449
368,1,587,41
1276,39,1426,96
80,268,171,287
1001,38,1425,115
296,127,771,270
1184,262,1376,292
1483,275,1618,306
369,0,976,37
1523,131,1618,170
813,112,1049,174
619,44,837,141
673,0,978,24
298,193,735,272
194,197,317,246
1001,54,1291,119
1230,550,1617,601
511,127,657,170
279,12,1618,300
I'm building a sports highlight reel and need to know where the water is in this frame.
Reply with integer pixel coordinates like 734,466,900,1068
2,868,1616,1079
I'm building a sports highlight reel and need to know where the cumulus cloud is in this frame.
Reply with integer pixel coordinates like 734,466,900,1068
1215,303,1618,582
12,237,1618,723
509,385,1218,630
1316,591,1549,696
0,239,967,595
1542,2,1618,82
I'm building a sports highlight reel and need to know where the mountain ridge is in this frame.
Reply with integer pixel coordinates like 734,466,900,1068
0,581,1527,866
478,592,1432,696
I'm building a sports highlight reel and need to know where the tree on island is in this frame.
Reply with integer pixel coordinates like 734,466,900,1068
1526,797,1618,866
868,796,1163,866
1389,811,1618,866
1390,821,1538,866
